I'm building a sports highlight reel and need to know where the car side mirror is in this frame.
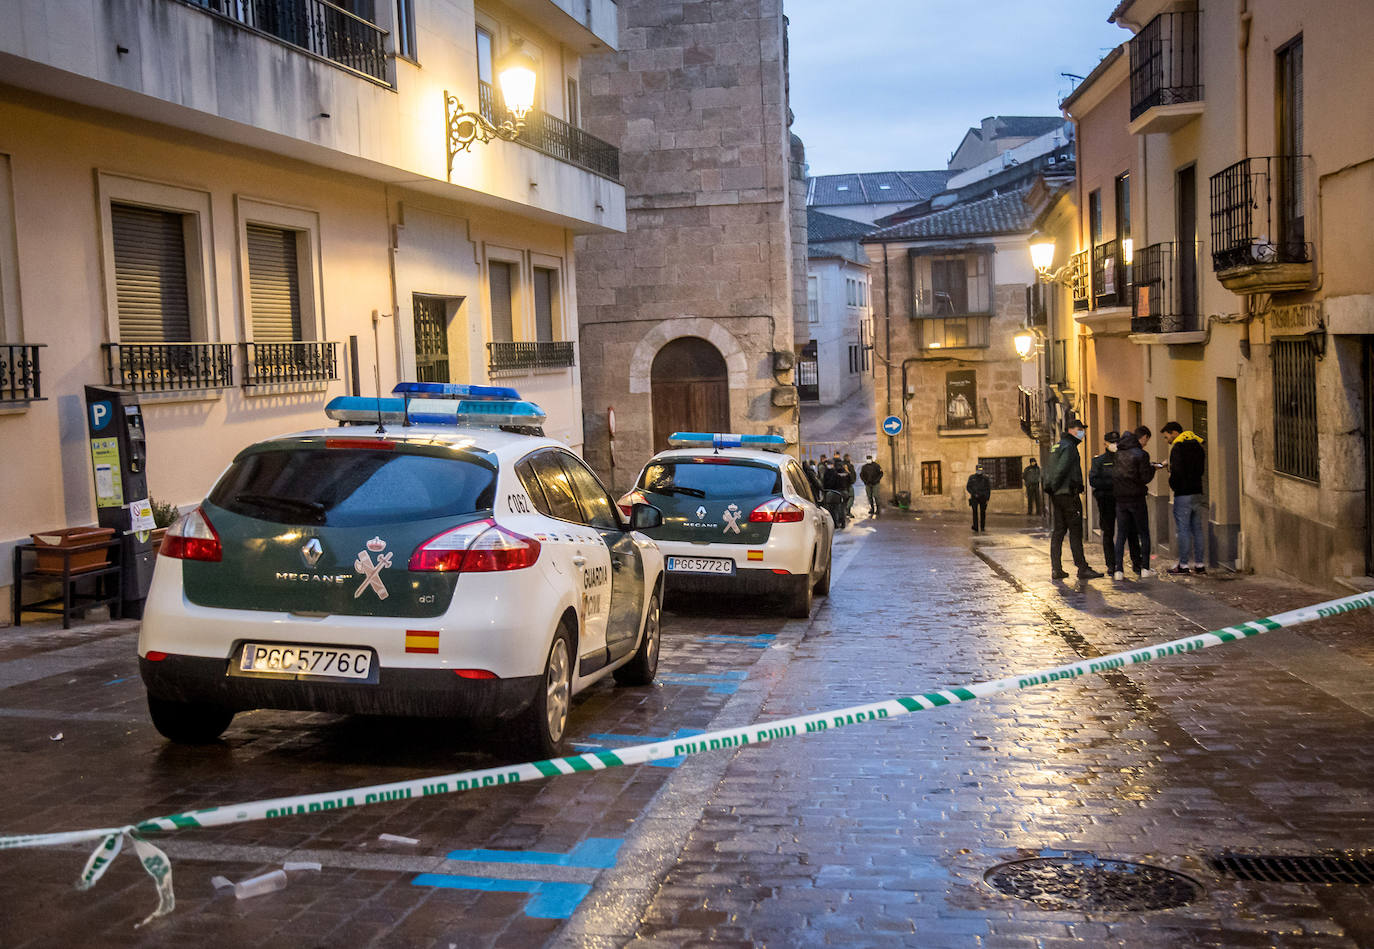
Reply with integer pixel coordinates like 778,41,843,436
629,502,662,531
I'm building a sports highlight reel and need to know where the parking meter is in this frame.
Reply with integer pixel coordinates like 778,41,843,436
85,385,157,617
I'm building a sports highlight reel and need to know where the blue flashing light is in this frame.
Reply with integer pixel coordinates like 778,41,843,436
393,382,523,401
667,432,788,452
326,395,546,429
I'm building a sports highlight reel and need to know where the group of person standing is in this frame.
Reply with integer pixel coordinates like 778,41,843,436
1040,418,1208,581
801,452,885,527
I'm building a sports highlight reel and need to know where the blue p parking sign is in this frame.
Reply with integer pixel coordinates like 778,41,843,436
89,400,113,433
882,415,903,437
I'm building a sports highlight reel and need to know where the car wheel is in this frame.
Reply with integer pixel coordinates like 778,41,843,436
813,549,832,596
786,573,813,619
147,695,235,744
614,588,661,686
515,622,574,759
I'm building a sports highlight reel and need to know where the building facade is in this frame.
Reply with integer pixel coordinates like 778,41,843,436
800,209,874,407
0,0,625,621
574,0,806,493
864,190,1044,517
1061,0,1374,587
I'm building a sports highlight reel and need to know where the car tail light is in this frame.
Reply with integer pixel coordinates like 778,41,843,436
749,497,805,523
160,508,222,562
409,519,541,572
454,669,498,679
144,651,169,662
617,490,647,516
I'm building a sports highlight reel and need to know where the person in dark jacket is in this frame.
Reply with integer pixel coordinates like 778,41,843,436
859,455,883,517
841,453,858,517
1088,431,1141,576
1160,421,1207,574
820,459,847,528
1110,426,1157,578
965,464,992,532
1021,459,1042,516
801,459,823,498
1044,419,1103,580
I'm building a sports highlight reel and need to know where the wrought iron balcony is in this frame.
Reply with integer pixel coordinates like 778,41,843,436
1018,385,1047,441
1209,155,1314,292
103,342,235,392
1129,10,1202,123
1092,238,1127,308
0,343,45,402
243,341,340,386
487,340,577,374
479,81,621,181
1069,249,1091,311
1130,242,1199,334
183,0,389,84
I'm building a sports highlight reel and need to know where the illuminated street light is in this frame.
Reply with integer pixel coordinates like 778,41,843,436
1029,233,1056,276
1013,330,1036,360
445,45,539,176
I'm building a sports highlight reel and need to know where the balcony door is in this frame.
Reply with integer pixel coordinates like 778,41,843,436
1277,36,1305,253
413,294,460,384
1176,165,1198,325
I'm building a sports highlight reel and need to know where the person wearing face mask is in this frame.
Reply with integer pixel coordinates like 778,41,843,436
1043,418,1102,580
1111,425,1158,579
1088,431,1140,578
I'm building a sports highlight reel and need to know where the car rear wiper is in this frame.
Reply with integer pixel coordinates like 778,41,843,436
651,485,706,498
232,493,327,522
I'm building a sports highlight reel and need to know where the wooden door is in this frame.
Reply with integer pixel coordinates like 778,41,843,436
651,337,729,452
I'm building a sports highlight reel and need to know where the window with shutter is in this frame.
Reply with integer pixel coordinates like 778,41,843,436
246,224,302,341
489,261,514,342
111,203,193,343
533,267,555,342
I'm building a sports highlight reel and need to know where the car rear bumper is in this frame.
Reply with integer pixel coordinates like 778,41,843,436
140,654,539,719
661,566,802,596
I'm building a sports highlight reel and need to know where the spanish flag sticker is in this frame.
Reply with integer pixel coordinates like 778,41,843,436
405,630,440,654
747,550,764,561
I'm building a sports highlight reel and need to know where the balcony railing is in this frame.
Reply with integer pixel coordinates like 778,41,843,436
479,81,621,181
0,343,45,402
1018,385,1047,441
1092,238,1126,308
243,341,339,386
487,340,577,374
103,342,235,392
1129,9,1202,121
938,397,992,433
1130,242,1199,333
1069,249,1091,311
183,0,389,84
1208,155,1312,271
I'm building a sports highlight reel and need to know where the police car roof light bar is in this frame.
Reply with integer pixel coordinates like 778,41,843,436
667,432,788,452
393,382,523,401
326,396,547,429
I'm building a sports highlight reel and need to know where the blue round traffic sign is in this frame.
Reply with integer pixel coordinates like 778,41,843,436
882,415,903,436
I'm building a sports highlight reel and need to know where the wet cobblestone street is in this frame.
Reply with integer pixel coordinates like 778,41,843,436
1,514,1371,947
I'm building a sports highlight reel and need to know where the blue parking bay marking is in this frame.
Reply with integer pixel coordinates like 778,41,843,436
575,729,706,768
655,670,748,694
410,875,590,919
698,633,776,649
444,838,623,868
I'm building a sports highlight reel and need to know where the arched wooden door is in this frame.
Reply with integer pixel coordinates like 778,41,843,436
650,337,729,452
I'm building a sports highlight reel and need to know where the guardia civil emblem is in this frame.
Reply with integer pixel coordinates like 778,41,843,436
722,503,742,534
353,536,392,600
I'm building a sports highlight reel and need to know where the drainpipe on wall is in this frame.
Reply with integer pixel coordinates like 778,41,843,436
883,244,896,495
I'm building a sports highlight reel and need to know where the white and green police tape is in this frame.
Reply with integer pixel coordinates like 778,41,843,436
3,589,1371,925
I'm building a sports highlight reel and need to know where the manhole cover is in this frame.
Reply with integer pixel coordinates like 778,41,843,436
984,855,1203,911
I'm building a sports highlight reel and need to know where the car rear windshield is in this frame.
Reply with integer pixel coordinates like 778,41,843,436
638,459,781,500
208,447,497,527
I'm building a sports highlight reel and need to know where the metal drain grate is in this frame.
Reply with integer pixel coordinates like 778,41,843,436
1210,854,1374,885
984,855,1203,912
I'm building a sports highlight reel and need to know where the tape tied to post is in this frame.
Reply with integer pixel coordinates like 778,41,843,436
2,589,1372,926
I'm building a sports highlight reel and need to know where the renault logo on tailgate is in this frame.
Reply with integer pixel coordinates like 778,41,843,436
301,538,323,567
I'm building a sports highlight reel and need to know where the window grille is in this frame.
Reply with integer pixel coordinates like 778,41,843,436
1272,338,1318,482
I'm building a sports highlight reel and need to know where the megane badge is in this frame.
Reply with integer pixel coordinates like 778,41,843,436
301,538,323,567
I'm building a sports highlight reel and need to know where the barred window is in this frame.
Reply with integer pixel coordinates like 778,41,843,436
1273,338,1318,482
978,456,1023,491
920,461,942,495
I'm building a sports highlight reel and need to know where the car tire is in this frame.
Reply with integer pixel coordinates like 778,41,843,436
514,622,574,760
614,588,661,687
147,695,235,744
813,549,832,596
786,573,813,619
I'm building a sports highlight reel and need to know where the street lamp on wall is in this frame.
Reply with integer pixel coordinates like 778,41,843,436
445,45,539,177
1029,234,1057,277
1013,330,1036,360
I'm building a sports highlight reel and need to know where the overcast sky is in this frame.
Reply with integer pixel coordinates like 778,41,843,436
786,0,1128,176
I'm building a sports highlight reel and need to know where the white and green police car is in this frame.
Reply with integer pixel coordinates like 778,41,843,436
139,383,665,757
617,433,834,618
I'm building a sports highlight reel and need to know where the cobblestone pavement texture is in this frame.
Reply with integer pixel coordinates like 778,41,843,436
0,513,1370,947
